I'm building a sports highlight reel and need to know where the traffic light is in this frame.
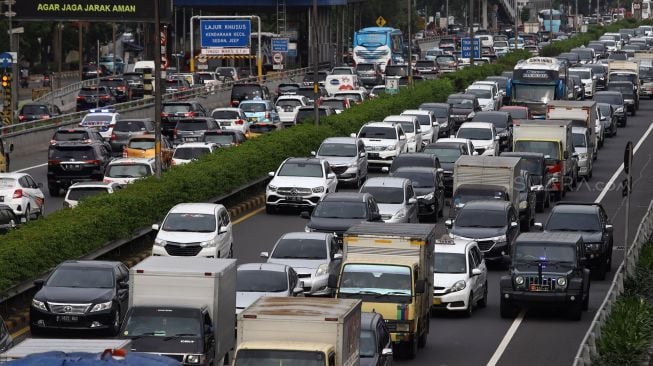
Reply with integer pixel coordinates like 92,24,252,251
1,74,9,89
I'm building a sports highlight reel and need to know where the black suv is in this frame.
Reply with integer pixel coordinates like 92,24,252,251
99,77,131,103
230,83,271,107
18,102,62,122
76,86,116,112
424,141,473,194
538,202,614,280
502,152,551,212
47,142,112,196
51,127,110,150
447,93,481,129
500,232,590,320
391,166,445,222
594,91,627,126
174,117,220,145
161,101,207,139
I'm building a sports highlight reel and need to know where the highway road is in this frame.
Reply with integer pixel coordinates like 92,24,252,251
7,96,653,366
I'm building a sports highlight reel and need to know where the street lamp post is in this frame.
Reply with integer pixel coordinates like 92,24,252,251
313,0,320,126
154,0,163,179
408,0,413,85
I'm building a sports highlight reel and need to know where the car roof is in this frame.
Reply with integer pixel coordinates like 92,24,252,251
501,151,544,159
0,172,27,179
69,181,117,188
237,262,290,272
401,109,430,115
459,122,494,129
475,111,509,118
420,102,449,108
392,166,437,175
322,192,371,203
280,232,331,240
383,115,416,122
60,260,121,269
551,202,600,214
176,142,218,148
437,137,470,144
516,232,583,245
448,93,477,99
572,126,588,133
285,157,322,165
364,176,409,188
108,158,154,165
169,203,222,214
460,200,510,211
363,122,398,129
322,137,356,144
212,107,242,112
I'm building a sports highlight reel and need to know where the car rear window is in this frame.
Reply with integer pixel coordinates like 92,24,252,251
114,120,147,132
173,147,211,160
358,126,396,139
241,103,267,113
356,64,375,71
231,85,262,100
53,130,89,141
21,105,49,115
67,187,110,201
295,109,328,122
80,87,109,95
99,79,124,87
163,104,192,113
48,146,95,160
106,163,152,178
176,121,209,131
212,110,240,119
203,134,235,145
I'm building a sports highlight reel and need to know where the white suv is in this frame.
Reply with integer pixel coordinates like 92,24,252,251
103,158,155,185
401,109,439,146
172,142,219,165
276,95,309,127
355,122,407,166
359,176,418,223
382,115,422,152
266,158,338,213
432,237,488,316
152,203,234,258
456,122,498,156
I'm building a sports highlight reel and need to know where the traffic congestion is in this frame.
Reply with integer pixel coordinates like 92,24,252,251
1,14,653,366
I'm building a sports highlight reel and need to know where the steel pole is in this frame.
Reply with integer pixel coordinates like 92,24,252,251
154,0,163,179
313,0,320,126
408,0,413,85
112,23,116,75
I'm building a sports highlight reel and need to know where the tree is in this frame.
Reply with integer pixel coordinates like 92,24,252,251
521,7,531,23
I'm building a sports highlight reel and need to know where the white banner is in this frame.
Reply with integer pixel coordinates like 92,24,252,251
201,47,250,55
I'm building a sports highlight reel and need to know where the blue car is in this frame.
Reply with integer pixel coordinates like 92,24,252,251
239,99,283,131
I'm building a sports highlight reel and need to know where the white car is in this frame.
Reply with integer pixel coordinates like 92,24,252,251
401,109,440,146
359,177,418,223
275,95,309,127
172,142,219,165
435,137,477,156
494,41,510,56
152,203,234,258
313,137,368,187
472,81,501,108
466,84,498,111
210,107,250,134
266,157,338,213
333,90,367,105
432,237,488,316
355,122,408,166
0,172,45,221
103,158,155,186
64,181,121,208
456,122,498,156
235,263,301,314
79,109,120,140
382,115,422,153
569,67,595,98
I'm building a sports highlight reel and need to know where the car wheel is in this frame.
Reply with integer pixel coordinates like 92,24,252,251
594,264,607,281
607,245,613,272
582,283,590,311
404,337,418,359
23,205,31,222
265,204,276,215
500,298,516,319
568,301,583,321
111,308,121,336
478,282,488,308
463,293,473,318
38,205,45,219
545,191,551,208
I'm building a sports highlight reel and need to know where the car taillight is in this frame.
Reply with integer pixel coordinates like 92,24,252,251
85,160,101,166
18,115,26,122
231,100,239,107
41,115,50,120
265,111,270,119
76,96,84,100
48,160,60,165
184,112,196,118
110,134,117,141
103,178,112,183
100,95,111,100
235,119,244,125
117,86,126,91
12,189,23,199
49,139,57,145
161,112,168,117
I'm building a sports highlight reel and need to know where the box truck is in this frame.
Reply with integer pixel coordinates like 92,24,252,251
546,100,598,160
234,297,361,366
120,257,236,366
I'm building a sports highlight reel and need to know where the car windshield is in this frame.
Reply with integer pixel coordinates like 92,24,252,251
204,134,235,145
318,143,357,157
594,94,622,105
53,131,89,141
234,350,325,366
513,84,555,103
123,307,201,337
455,208,506,228
502,108,528,119
514,140,560,160
278,162,323,177
335,93,362,102
359,330,376,358
573,133,587,148
276,100,302,109
447,98,473,108
272,238,327,259
173,147,211,160
236,270,288,292
423,147,461,163
129,139,155,150
415,61,434,68
598,104,611,117
114,121,147,132
429,107,449,118
162,212,216,232
313,201,367,219
514,244,575,263
392,171,434,188
211,110,239,119
457,127,492,140
176,121,209,131
474,114,507,128
495,41,509,47
434,253,466,273
100,79,124,87
241,103,267,113
519,158,542,175
322,100,345,110
356,64,375,71
608,84,634,97
106,163,151,178
46,267,114,288
296,109,328,123
339,264,412,295
570,70,591,79
360,186,404,204
67,187,110,201
466,89,492,99
389,121,413,133
48,146,94,160
640,66,653,80
436,56,455,64
232,86,262,100
547,212,601,231
358,126,396,139
403,114,430,126
79,87,108,96
216,68,236,77
22,105,49,114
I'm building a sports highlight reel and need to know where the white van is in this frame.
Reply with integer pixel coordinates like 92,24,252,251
324,74,360,96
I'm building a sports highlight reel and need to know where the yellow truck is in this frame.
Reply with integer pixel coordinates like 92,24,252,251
330,222,435,359
234,297,361,366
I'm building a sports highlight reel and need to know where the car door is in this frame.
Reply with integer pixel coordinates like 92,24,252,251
413,120,423,150
471,245,487,300
323,162,338,192
357,140,368,178
115,264,130,312
397,127,407,153
25,175,44,213
328,236,342,276
467,250,481,302
405,183,418,223
217,208,233,257
434,171,445,211
507,207,520,245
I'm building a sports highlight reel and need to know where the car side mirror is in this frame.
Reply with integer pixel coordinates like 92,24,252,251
533,222,543,231
495,135,501,141
381,167,389,173
605,224,613,232
218,226,229,235
415,279,426,293
328,274,338,288
268,171,275,177
471,268,482,276
260,251,269,258
399,135,406,140
360,152,366,158
333,252,343,260
408,197,417,205
293,284,304,296
300,211,311,219
382,348,393,357
33,279,45,288
510,221,519,228
472,151,479,156
310,151,316,156
327,173,336,179
437,168,444,173
151,224,160,231
350,133,357,138
445,219,453,229
119,280,129,289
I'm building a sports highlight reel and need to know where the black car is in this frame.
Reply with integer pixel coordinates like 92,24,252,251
500,232,590,320
501,152,551,212
385,64,410,78
607,81,637,116
276,82,302,97
597,102,618,137
360,312,393,366
0,315,12,353
424,141,473,194
385,153,443,175
446,93,481,129
76,86,116,112
30,260,130,336
419,103,453,137
174,117,220,145
594,91,627,126
123,72,144,99
356,63,383,86
230,83,271,107
446,200,520,264
302,192,382,242
391,167,445,222
161,101,207,139
516,170,536,231
538,202,614,280
18,103,62,123
50,127,110,149
557,52,580,67
0,205,18,234
587,63,608,90
472,111,513,151
47,142,112,196
202,129,247,147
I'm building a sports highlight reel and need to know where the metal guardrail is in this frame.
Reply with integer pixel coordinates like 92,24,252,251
2,67,312,138
573,199,653,366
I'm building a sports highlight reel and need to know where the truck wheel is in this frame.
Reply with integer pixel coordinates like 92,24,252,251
405,338,418,359
265,204,275,215
500,298,516,319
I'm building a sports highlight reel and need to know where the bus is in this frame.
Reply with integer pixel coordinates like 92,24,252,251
538,9,562,33
352,27,404,72
511,57,568,118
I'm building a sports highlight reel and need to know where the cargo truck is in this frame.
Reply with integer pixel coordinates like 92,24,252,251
546,100,598,160
234,297,361,366
513,120,574,200
607,60,640,108
330,223,434,359
451,155,522,221
120,257,236,366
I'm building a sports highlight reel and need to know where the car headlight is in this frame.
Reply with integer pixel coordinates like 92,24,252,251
515,276,524,285
421,193,434,201
556,277,567,287
312,186,325,194
90,301,113,313
315,263,329,277
439,121,448,127
186,355,201,364
467,112,476,119
387,144,397,151
579,153,588,160
32,299,48,311
304,226,312,232
154,238,166,247
586,243,601,251
615,107,624,113
450,280,467,293
396,323,410,332
490,234,507,243
519,201,528,209
267,184,277,192
200,238,218,248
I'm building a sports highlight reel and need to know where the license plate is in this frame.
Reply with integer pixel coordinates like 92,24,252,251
285,196,303,202
251,118,258,122
184,137,198,142
432,298,442,305
368,153,379,159
220,121,231,126
56,315,78,323
529,284,548,292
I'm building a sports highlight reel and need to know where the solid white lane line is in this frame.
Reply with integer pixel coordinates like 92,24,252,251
487,311,525,366
485,122,653,366
595,123,653,203
14,163,48,173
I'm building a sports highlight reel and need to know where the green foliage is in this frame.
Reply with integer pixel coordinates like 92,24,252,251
0,47,530,293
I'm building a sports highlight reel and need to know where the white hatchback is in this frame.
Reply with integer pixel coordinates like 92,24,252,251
456,122,498,156
103,158,155,186
210,107,250,134
172,142,219,166
275,95,309,127
0,172,45,221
